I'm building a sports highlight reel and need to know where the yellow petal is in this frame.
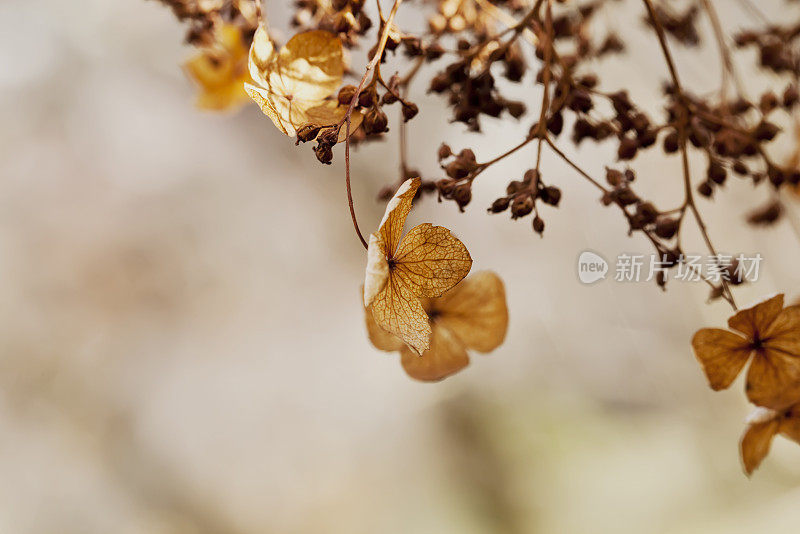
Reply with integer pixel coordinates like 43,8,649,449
392,223,472,298
400,324,469,382
184,24,250,111
271,30,343,101
194,75,251,110
370,277,431,355
433,271,508,352
364,233,389,307
746,348,800,409
691,328,751,390
248,24,275,82
244,83,293,135
378,178,420,256
247,28,354,139
362,288,404,352
728,294,784,339
740,409,780,476
246,84,359,138
218,22,247,57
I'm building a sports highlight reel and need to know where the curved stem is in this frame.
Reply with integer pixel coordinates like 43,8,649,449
345,114,368,250
341,0,404,250
643,0,738,311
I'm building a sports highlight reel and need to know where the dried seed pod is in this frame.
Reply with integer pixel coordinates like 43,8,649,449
617,137,638,160
402,102,419,122
663,130,679,153
747,200,782,226
314,143,333,164
436,177,456,196
707,161,727,185
783,84,799,108
606,168,624,187
635,201,658,224
296,125,322,143
754,121,780,141
697,181,713,197
547,112,564,135
510,195,534,218
540,186,562,207
489,197,510,213
655,217,680,239
452,183,472,209
317,128,339,146
363,108,389,134
532,216,545,235
338,85,358,106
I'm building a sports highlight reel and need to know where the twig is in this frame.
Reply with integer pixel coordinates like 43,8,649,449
342,0,404,250
643,0,738,310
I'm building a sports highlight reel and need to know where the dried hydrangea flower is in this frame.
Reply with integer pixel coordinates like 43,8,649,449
184,23,250,111
364,177,472,355
740,404,800,475
692,294,800,410
245,25,361,141
365,271,508,381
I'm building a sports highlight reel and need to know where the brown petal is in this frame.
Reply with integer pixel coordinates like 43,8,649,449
400,324,469,382
393,223,472,298
740,409,780,476
369,277,431,355
763,305,800,356
363,304,404,353
746,348,800,409
691,328,752,390
779,407,800,445
378,178,420,257
433,271,508,352
728,294,784,339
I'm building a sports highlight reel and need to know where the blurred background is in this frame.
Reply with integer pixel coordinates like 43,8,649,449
1,0,800,532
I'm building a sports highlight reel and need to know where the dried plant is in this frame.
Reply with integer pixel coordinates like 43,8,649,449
151,0,800,475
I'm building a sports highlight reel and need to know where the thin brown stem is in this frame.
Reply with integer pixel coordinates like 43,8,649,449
544,137,607,192
341,0,404,250
345,114,368,249
643,0,737,310
535,0,554,172
700,0,746,100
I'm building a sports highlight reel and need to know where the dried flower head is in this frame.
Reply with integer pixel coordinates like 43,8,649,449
245,25,361,141
692,294,800,410
364,177,472,354
365,271,508,381
740,404,800,476
184,23,251,110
